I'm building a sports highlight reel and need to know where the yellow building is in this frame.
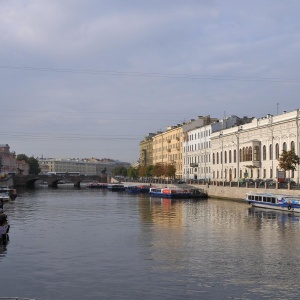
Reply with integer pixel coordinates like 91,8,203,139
139,133,155,167
152,125,183,179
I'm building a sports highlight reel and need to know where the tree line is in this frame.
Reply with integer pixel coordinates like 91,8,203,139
113,163,177,179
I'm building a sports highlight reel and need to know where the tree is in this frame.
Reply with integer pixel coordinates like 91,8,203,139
113,166,128,177
165,163,176,179
128,167,139,179
28,157,41,175
17,154,40,175
138,165,147,178
152,163,165,178
146,165,153,178
278,150,300,179
16,154,29,163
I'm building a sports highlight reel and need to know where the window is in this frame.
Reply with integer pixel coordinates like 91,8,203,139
224,151,227,163
269,144,273,160
275,143,279,159
283,142,287,151
291,141,295,151
248,146,252,161
229,150,232,163
263,145,266,160
217,153,219,164
254,146,260,161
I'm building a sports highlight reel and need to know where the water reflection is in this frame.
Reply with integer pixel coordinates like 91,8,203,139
2,190,300,299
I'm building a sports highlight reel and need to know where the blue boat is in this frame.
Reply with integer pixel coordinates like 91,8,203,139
125,185,140,194
245,192,300,213
149,187,190,198
125,185,150,194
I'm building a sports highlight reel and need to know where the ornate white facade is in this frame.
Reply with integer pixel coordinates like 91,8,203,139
210,110,300,182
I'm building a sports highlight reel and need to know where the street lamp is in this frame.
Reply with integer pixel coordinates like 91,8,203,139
219,132,224,180
234,126,243,181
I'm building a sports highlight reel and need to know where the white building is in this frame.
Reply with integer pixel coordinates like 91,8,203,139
210,109,300,183
183,115,250,181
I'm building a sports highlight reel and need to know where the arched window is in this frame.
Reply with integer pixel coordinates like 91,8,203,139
275,143,279,159
234,168,236,178
224,151,227,163
263,145,266,160
291,141,295,151
269,144,273,160
283,142,287,151
254,146,260,161
240,149,243,162
217,153,219,164
243,147,246,161
233,150,236,163
213,153,215,164
229,150,232,163
220,151,223,164
248,146,252,161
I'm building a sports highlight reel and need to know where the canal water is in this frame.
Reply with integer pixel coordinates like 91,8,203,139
1,186,300,300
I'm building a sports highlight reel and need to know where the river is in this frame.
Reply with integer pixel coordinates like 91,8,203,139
1,186,300,300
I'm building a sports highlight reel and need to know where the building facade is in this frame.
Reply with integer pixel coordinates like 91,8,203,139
210,110,300,182
0,144,16,174
139,133,155,167
152,125,183,179
182,115,249,181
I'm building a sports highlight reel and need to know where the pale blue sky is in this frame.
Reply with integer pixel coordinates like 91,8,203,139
1,0,300,163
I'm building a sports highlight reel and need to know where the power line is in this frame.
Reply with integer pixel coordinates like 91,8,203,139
0,65,299,83
0,131,142,141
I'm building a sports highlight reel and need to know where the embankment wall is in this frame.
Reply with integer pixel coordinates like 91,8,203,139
123,182,300,201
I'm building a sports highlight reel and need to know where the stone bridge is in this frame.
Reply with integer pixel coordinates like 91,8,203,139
12,174,107,188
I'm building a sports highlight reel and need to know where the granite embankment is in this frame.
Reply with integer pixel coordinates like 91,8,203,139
121,181,300,201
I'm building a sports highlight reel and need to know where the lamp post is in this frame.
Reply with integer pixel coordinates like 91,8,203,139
219,132,224,181
267,115,274,179
235,126,242,182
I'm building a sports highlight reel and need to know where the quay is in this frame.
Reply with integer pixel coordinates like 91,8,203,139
121,179,300,201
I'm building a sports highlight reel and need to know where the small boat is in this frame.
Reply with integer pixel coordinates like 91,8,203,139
107,184,125,191
189,188,208,199
87,182,108,189
245,192,300,213
0,186,17,201
149,187,191,198
125,185,140,193
137,185,150,193
125,185,150,194
0,191,10,202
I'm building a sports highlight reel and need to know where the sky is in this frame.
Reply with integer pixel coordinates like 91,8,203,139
1,0,300,164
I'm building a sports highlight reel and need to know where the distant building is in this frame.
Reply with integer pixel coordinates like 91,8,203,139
139,133,156,167
16,159,30,175
38,157,131,176
0,144,16,174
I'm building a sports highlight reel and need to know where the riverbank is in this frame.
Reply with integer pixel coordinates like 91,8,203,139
122,181,300,201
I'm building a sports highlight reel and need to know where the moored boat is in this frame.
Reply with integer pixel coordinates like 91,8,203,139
149,187,190,198
107,184,125,191
245,192,300,213
125,185,140,193
189,188,208,199
86,182,108,189
0,186,17,201
137,185,150,193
